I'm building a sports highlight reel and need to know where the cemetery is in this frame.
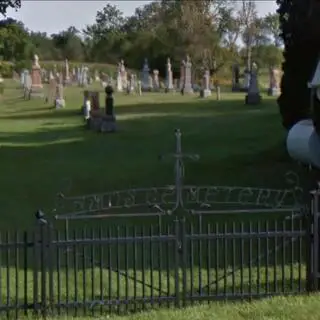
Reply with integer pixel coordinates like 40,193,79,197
1,0,320,319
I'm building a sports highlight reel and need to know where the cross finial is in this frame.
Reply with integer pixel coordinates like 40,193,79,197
158,129,199,214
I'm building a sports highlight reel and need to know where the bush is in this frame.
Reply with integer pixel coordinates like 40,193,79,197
0,61,14,78
277,0,320,130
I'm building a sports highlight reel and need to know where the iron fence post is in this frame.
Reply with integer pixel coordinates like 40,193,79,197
174,219,180,308
180,218,187,307
309,185,320,292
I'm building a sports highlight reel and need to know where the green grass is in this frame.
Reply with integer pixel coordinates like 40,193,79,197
0,79,314,319
0,80,309,229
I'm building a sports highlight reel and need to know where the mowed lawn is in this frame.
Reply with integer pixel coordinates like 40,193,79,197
0,80,309,229
0,80,317,320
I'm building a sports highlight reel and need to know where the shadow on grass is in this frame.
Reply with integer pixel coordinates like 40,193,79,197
0,96,315,230
1,274,308,318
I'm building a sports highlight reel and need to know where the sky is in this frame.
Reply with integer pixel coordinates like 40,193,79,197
6,1,278,35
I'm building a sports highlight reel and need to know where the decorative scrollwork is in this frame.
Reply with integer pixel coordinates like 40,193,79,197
54,130,305,221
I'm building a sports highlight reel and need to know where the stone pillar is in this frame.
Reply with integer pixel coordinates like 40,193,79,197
30,54,44,98
268,66,280,96
55,84,65,109
245,69,262,105
183,55,193,94
200,69,211,98
165,58,174,92
64,58,70,85
179,60,185,91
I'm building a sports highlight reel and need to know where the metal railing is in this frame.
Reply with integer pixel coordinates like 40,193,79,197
0,211,309,318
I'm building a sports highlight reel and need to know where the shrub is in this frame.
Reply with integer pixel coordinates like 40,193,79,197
277,0,320,130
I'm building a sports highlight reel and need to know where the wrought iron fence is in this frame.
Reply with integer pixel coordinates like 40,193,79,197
0,210,311,318
0,129,317,318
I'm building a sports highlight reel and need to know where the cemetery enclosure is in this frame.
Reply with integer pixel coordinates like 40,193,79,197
0,81,317,317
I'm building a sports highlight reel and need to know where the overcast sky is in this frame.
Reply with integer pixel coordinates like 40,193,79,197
6,1,277,35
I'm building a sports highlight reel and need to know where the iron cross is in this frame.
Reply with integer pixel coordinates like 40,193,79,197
159,129,199,213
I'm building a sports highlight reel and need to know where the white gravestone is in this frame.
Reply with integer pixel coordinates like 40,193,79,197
141,58,150,91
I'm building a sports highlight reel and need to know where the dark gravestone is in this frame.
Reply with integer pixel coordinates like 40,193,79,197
101,85,116,133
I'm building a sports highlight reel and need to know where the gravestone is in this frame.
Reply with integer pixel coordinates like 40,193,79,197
165,58,174,92
119,60,127,91
232,63,240,92
141,58,150,91
245,69,262,105
94,70,100,81
127,73,135,94
46,78,57,104
63,59,71,85
183,55,193,94
30,54,44,98
84,97,91,123
179,60,185,91
77,67,82,86
24,74,32,99
101,86,116,133
55,84,65,109
83,90,100,111
91,91,100,111
200,69,211,98
137,80,142,96
153,69,160,91
82,67,88,87
268,66,280,96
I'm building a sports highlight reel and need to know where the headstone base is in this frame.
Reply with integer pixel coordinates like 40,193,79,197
89,114,117,133
101,116,116,133
200,89,212,98
184,87,194,94
29,87,44,98
55,99,65,109
245,93,262,105
267,87,279,96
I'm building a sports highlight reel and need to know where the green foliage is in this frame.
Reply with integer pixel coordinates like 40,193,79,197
277,0,320,130
0,60,13,77
0,0,20,16
0,1,283,80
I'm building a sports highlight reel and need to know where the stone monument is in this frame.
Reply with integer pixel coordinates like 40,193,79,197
183,55,193,94
268,66,280,96
63,59,70,85
245,67,262,105
179,60,185,91
55,84,65,109
165,58,174,92
200,69,211,98
30,54,44,98
153,69,160,91
101,85,116,133
141,58,150,91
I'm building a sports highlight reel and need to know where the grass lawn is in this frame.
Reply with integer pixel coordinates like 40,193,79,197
0,80,311,229
42,294,320,320
0,79,315,319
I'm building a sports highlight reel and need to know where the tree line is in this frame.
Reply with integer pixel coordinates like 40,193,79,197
1,0,282,78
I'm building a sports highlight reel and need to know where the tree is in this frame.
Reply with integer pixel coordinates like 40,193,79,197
238,0,258,70
51,27,85,61
263,13,282,47
277,0,320,131
0,18,30,61
0,0,20,16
